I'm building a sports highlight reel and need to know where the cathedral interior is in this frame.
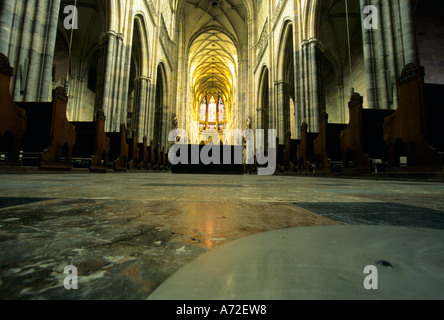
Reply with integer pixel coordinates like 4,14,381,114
0,0,444,300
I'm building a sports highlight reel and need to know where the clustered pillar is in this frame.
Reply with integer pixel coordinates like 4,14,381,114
96,31,131,132
133,76,150,142
0,0,61,102
299,38,323,133
359,0,418,110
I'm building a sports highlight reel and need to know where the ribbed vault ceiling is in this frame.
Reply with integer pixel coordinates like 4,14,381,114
182,0,247,104
189,31,237,102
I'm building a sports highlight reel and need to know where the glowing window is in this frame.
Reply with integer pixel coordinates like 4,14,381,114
199,97,207,122
218,97,225,122
208,96,217,123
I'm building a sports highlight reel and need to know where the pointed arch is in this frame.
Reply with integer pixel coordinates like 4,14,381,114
275,19,299,139
133,13,150,76
153,62,169,148
258,66,270,131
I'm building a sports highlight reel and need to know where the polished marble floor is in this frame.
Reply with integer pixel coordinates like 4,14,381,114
0,172,443,299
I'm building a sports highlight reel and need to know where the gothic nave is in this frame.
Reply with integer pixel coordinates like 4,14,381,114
0,0,444,301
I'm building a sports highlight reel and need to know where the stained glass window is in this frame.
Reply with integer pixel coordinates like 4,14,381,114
218,97,225,122
199,97,207,122
208,96,217,123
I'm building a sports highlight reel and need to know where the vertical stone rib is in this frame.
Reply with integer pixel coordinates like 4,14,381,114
301,42,309,125
111,35,123,131
100,32,116,131
148,82,156,144
309,39,320,132
117,36,130,129
275,81,283,142
25,0,47,101
135,77,149,142
13,0,35,100
381,0,399,109
399,0,417,65
0,1,14,54
360,0,377,110
373,0,389,109
39,0,61,102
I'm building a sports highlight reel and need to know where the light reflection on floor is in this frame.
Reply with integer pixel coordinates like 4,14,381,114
0,172,443,299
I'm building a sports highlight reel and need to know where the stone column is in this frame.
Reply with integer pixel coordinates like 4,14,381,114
133,76,150,142
0,0,61,102
39,0,61,101
96,31,126,132
360,0,416,110
337,84,346,123
256,107,263,130
303,37,323,133
274,80,287,143
161,105,169,148
97,31,117,131
115,34,130,130
360,0,378,110
68,75,85,121
147,81,157,145
300,41,309,133
399,0,418,66
373,1,389,110
381,0,399,109
247,19,255,131
239,59,248,131
0,1,15,54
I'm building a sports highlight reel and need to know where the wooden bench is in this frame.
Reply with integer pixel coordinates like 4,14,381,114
313,112,347,172
282,132,295,171
148,140,156,170
282,131,300,172
276,137,285,172
106,124,129,171
424,83,444,154
383,64,442,171
127,131,140,170
158,145,168,171
151,143,160,171
162,146,169,171
16,87,76,170
71,110,110,172
150,143,167,171
138,136,149,170
297,122,318,172
340,93,394,173
0,53,27,165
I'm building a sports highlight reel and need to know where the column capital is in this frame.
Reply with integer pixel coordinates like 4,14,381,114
99,31,124,44
274,80,287,86
134,76,151,84
302,37,325,51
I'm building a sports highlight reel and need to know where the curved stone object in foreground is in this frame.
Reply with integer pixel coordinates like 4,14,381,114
148,225,444,300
